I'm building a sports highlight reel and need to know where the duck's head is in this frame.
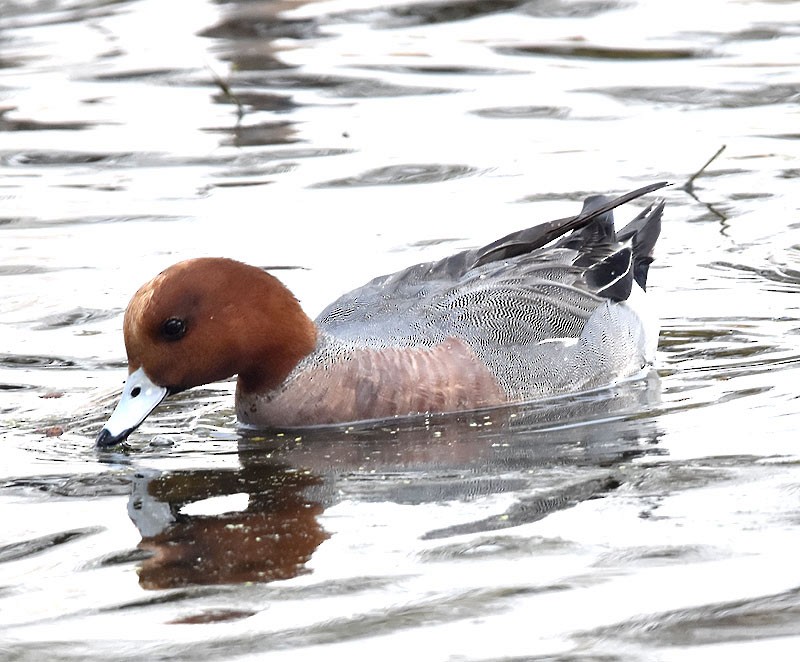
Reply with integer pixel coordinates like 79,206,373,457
96,258,317,447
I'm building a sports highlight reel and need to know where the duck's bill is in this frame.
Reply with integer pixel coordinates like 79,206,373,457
96,367,168,447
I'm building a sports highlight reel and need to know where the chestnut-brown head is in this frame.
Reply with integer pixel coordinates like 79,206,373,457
97,258,317,447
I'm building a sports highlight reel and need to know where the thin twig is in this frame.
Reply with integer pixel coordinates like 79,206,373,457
206,64,245,123
682,144,726,193
679,144,730,226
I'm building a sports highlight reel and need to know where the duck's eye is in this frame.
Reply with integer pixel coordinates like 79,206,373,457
161,317,187,341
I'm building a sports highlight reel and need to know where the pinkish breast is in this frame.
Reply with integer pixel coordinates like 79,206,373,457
235,337,507,428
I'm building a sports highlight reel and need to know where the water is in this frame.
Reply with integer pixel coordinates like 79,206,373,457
2,0,800,659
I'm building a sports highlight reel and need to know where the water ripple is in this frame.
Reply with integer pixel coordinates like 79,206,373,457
499,43,705,60
314,163,480,187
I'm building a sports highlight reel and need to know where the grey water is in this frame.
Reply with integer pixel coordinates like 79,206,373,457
1,0,800,659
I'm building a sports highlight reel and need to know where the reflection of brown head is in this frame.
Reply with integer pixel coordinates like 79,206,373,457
134,466,328,590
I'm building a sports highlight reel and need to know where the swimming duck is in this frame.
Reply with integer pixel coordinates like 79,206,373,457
97,182,667,446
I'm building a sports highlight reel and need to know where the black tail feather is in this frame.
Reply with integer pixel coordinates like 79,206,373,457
473,181,669,269
618,199,664,290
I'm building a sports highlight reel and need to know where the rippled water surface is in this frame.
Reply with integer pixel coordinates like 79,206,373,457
2,0,800,659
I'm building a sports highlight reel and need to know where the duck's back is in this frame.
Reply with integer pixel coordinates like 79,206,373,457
314,187,664,402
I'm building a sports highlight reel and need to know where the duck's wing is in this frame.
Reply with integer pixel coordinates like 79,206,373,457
316,183,667,342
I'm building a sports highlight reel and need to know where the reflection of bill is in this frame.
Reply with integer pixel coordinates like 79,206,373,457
128,466,328,590
127,371,662,590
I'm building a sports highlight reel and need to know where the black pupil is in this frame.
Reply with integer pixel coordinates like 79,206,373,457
163,317,186,339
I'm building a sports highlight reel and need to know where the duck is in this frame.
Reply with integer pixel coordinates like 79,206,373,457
96,182,667,447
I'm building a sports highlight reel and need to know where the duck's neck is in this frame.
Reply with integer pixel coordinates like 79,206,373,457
235,275,319,395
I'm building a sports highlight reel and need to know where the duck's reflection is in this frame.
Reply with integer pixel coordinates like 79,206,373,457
129,464,328,589
128,373,663,590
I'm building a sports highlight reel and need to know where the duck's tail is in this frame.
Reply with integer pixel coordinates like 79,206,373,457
566,192,665,296
473,181,669,268
617,198,665,291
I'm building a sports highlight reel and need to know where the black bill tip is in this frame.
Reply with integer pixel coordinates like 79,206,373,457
96,427,130,448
